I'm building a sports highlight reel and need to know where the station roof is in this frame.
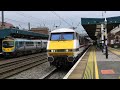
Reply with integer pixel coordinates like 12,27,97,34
81,16,120,40
0,28,49,39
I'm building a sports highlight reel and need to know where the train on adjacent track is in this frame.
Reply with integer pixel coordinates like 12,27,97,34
47,28,90,68
2,37,47,57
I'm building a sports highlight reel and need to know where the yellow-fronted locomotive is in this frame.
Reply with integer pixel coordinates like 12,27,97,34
47,28,89,67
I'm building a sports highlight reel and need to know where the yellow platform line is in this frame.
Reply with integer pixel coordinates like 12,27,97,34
109,47,120,52
94,47,99,79
109,47,120,55
63,47,90,79
83,47,94,79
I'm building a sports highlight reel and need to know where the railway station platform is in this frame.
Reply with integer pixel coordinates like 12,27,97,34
63,46,120,79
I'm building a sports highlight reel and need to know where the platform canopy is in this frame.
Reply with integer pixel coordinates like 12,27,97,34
81,16,120,40
0,28,49,39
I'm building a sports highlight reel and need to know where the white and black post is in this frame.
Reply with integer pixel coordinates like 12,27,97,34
104,11,108,59
101,23,104,53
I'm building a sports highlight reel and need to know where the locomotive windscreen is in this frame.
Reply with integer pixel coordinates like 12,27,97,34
50,32,74,40
2,41,14,48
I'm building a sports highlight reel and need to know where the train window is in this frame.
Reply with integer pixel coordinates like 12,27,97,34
26,42,32,46
28,42,32,46
31,42,34,46
15,41,19,48
19,42,24,47
51,33,61,40
2,41,14,48
26,42,28,46
62,33,74,40
50,33,74,40
37,42,41,46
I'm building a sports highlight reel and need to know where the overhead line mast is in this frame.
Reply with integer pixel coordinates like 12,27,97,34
1,11,4,29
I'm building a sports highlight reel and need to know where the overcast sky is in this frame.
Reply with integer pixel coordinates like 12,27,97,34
1,11,120,35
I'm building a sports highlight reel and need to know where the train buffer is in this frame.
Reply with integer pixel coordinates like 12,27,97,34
63,46,120,79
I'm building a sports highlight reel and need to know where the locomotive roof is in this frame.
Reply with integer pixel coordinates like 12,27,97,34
51,28,76,33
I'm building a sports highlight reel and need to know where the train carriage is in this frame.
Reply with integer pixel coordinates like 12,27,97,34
2,37,47,57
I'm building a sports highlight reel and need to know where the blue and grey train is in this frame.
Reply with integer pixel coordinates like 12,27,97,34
2,37,47,57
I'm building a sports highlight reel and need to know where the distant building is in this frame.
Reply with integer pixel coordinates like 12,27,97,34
108,26,120,47
0,22,15,29
108,33,115,46
30,27,49,35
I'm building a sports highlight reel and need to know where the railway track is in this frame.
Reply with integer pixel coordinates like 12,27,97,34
0,52,47,79
40,47,90,79
0,52,46,64
39,66,57,79
39,66,72,79
0,46,89,79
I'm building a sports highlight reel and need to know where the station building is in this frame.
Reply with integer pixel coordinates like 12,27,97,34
30,27,49,35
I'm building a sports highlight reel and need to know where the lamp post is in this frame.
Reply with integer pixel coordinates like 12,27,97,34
101,23,104,53
104,11,108,59
101,11,108,59
1,11,4,29
28,22,30,31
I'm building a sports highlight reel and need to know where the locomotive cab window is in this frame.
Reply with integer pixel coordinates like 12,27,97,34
50,32,74,41
62,33,74,40
2,41,14,48
50,33,61,40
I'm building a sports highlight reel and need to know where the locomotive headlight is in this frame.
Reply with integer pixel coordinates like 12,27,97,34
66,49,68,52
51,50,54,52
66,49,73,52
51,50,56,52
